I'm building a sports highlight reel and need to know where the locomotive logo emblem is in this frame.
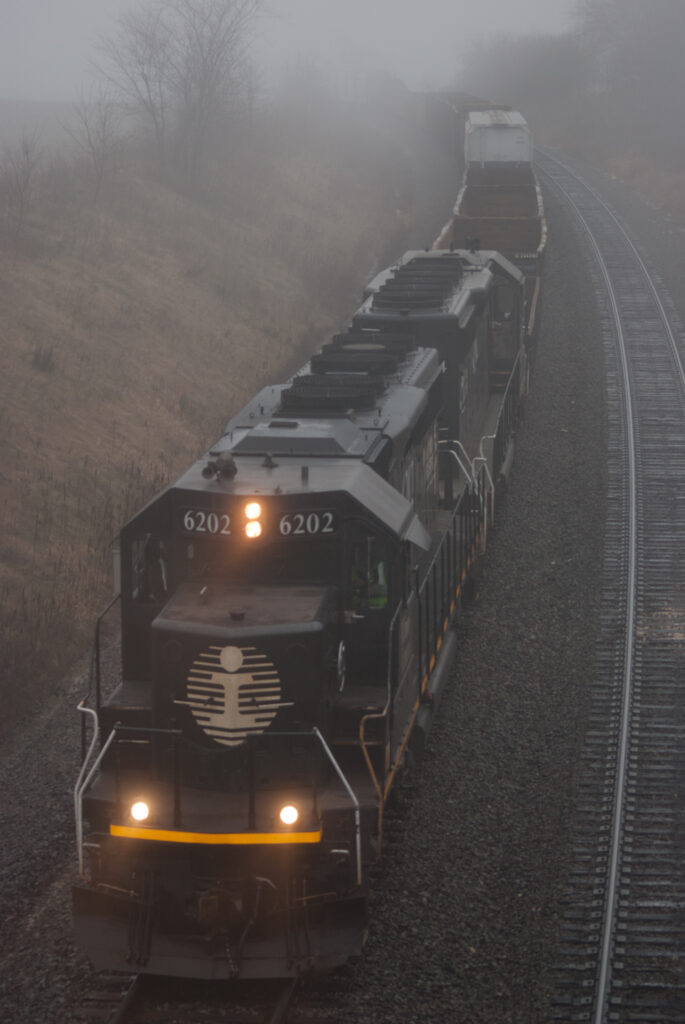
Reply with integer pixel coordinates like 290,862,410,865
185,645,292,747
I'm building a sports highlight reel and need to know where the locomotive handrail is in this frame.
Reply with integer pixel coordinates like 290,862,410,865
474,449,495,547
91,592,121,712
478,350,523,533
482,346,525,491
359,602,403,853
74,701,116,877
439,438,475,484
313,727,362,887
415,475,484,696
475,444,495,493
79,593,121,762
74,721,187,878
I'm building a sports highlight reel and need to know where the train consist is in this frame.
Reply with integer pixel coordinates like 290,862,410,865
73,109,542,980
437,108,546,342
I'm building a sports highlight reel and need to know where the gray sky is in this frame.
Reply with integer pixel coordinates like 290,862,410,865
0,0,573,102
259,0,574,90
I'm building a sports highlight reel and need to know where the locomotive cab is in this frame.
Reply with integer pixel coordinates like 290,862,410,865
116,459,428,730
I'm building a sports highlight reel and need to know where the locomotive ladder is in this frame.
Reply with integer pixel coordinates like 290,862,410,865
537,151,685,1023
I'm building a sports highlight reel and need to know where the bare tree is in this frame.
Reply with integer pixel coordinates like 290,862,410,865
241,57,263,133
97,5,174,179
574,1,642,87
576,0,685,162
96,0,263,186
166,0,262,183
458,32,589,113
67,89,122,204
1,132,42,248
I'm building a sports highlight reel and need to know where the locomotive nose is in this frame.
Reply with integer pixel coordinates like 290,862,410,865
151,581,339,748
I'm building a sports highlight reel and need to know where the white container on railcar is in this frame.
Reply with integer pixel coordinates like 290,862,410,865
465,110,532,166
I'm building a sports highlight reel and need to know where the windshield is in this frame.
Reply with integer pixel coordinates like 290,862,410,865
181,536,340,587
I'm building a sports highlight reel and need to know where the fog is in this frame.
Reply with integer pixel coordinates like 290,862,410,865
1,0,572,102
258,0,572,91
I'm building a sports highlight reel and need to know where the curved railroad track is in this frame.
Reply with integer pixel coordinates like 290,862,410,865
537,151,685,1022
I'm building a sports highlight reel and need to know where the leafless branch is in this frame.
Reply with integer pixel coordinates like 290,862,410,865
1,132,42,247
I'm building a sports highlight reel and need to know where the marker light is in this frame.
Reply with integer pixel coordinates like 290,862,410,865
131,800,150,822
245,520,262,539
279,804,299,826
245,501,262,520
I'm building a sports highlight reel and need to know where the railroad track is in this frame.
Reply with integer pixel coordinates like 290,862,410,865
79,973,299,1024
537,151,685,1022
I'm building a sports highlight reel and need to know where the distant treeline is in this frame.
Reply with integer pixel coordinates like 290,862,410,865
458,0,685,169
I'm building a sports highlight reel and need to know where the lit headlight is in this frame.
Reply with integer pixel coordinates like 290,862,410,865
131,800,150,822
245,520,262,539
245,501,262,520
279,804,299,826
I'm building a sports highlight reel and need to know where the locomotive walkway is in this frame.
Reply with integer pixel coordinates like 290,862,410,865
537,152,685,1023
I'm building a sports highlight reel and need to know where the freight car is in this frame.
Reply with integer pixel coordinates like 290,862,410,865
73,246,528,980
436,108,546,344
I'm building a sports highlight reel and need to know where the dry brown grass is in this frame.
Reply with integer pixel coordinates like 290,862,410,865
0,108,414,730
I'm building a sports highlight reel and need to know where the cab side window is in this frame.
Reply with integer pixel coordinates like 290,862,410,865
131,533,168,603
494,282,516,321
491,282,520,360
349,535,389,612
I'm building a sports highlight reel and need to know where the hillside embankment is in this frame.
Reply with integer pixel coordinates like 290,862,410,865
0,97,439,731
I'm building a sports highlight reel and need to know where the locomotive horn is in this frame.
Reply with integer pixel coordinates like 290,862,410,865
202,454,237,479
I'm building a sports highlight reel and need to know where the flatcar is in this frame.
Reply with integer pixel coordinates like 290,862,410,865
436,108,546,344
73,246,527,979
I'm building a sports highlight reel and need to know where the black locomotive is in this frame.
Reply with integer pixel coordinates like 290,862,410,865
73,247,527,979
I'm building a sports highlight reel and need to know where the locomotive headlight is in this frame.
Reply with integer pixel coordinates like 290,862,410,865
279,804,299,826
130,800,150,822
244,500,263,539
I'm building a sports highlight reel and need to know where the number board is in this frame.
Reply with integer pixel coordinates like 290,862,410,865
179,507,338,539
278,510,337,538
180,508,232,536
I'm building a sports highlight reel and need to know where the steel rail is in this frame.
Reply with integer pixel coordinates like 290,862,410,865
538,149,685,1023
538,155,638,1024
